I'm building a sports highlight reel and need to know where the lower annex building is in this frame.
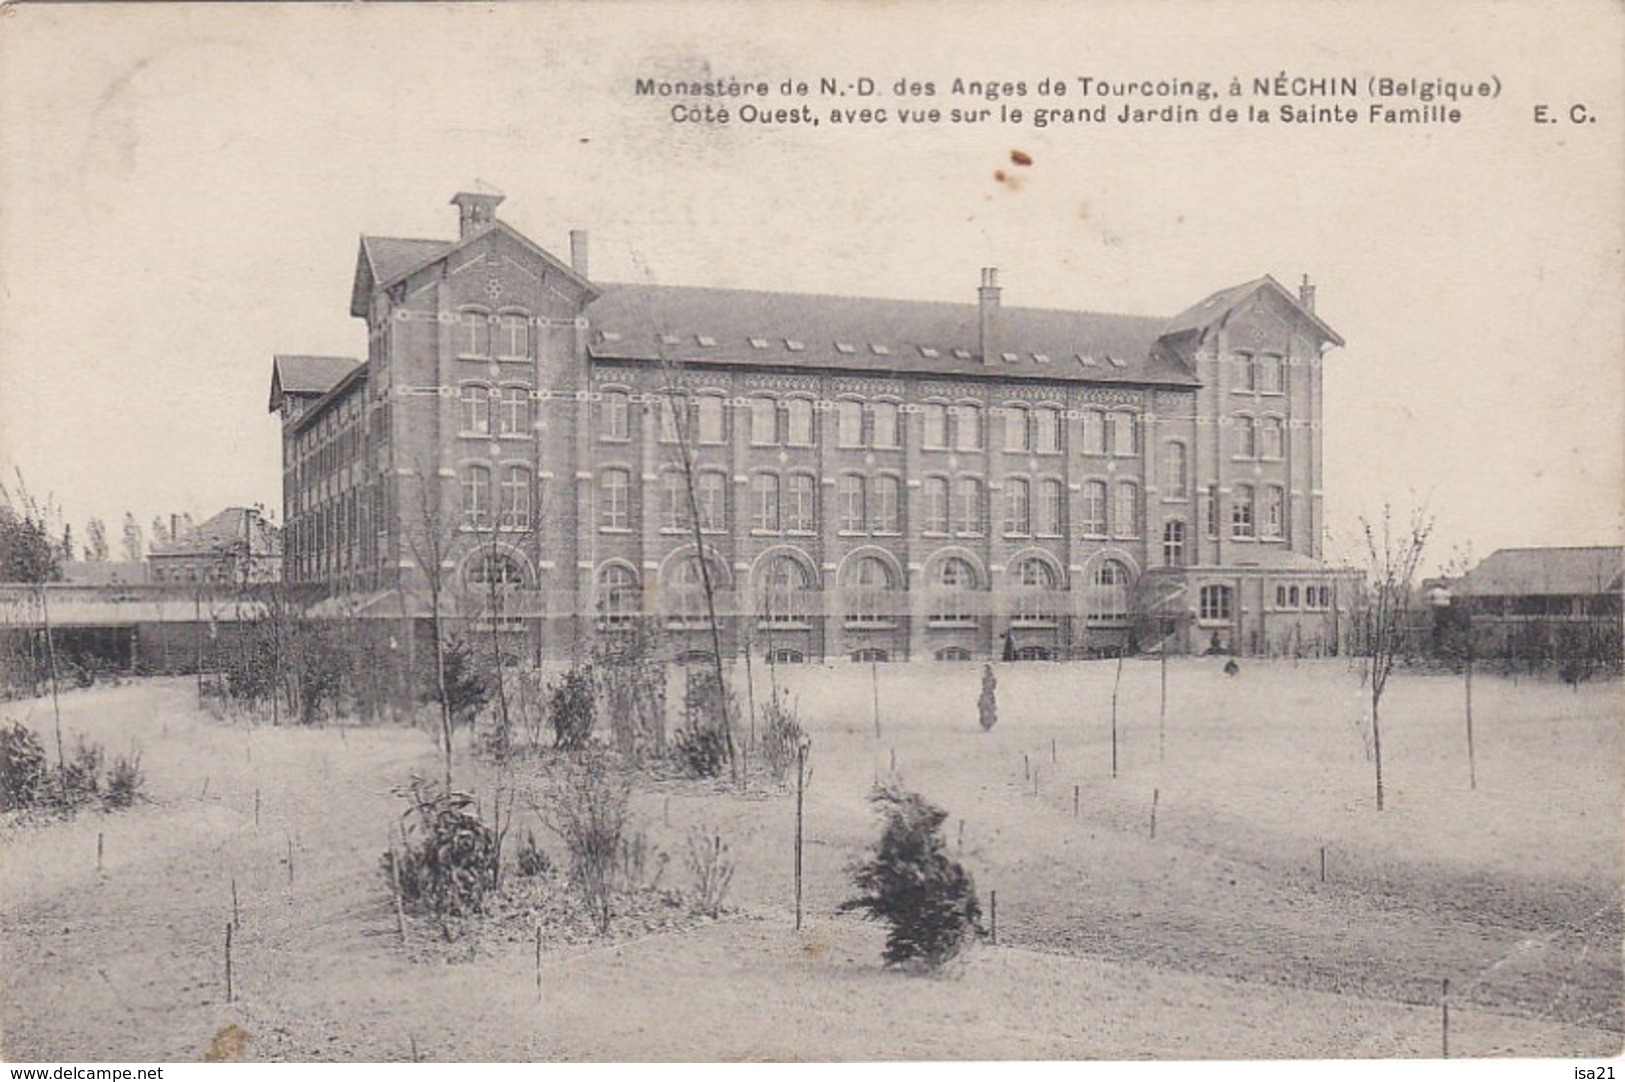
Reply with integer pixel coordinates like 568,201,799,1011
268,190,1359,662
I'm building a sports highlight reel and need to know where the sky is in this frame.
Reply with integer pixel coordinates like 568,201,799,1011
1,0,1620,575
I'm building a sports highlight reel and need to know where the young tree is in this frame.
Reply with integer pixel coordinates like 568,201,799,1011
1,477,66,782
123,514,146,563
402,462,465,792
1358,503,1433,812
83,517,109,563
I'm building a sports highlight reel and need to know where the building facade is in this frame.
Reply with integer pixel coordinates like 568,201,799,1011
268,190,1357,661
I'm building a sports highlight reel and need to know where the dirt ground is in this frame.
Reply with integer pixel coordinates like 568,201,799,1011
1,660,1619,1061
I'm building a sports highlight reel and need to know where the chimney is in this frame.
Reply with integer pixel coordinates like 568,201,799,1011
569,229,589,278
978,267,1001,365
1299,273,1316,313
450,190,505,238
171,514,180,542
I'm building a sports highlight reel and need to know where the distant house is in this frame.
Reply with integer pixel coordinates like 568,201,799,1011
148,507,283,586
1430,546,1623,665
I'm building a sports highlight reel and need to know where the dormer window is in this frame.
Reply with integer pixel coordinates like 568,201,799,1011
835,342,856,355
749,337,770,350
951,348,972,360
919,346,940,359
870,344,891,356
696,335,717,347
785,339,805,352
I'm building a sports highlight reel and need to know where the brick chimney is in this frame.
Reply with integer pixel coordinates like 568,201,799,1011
450,190,504,238
1298,273,1316,313
978,267,1001,365
569,229,589,277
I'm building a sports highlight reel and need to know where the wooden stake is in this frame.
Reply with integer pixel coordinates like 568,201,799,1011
957,818,964,852
1073,784,1079,818
96,832,103,873
224,921,234,1003
1319,845,1326,883
989,889,997,945
534,923,543,1002
1032,768,1039,797
889,747,896,775
200,776,209,799
1442,978,1450,1058
389,830,408,946
231,877,240,929
286,833,294,885
1023,753,1029,780
794,742,806,932
1150,788,1159,839
254,788,261,830
1051,737,1056,764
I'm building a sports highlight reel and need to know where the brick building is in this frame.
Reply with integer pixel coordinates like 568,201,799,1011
268,190,1358,661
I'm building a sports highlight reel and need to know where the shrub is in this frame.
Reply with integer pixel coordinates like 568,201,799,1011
424,635,493,729
671,724,729,779
684,825,734,916
839,784,981,969
514,828,553,878
759,687,805,784
60,736,104,806
385,782,499,933
978,664,998,731
103,752,145,810
592,622,668,758
0,719,48,811
550,753,632,934
549,664,596,750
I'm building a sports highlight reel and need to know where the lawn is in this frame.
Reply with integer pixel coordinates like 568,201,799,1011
1,658,1618,1061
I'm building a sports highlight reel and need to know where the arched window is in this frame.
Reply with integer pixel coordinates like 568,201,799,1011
843,556,896,625
922,476,950,534
759,555,813,625
498,313,530,360
458,309,491,358
1083,410,1108,455
1081,479,1108,536
1109,412,1140,456
955,477,984,536
837,399,864,448
1261,416,1285,460
598,468,630,531
1114,481,1140,538
1232,485,1255,538
597,564,639,625
932,557,978,623
1004,405,1031,452
1261,485,1284,538
785,473,816,533
665,554,726,625
934,646,973,662
498,387,530,436
600,390,630,441
1011,557,1058,622
1162,520,1187,567
1034,406,1062,454
1086,559,1132,622
871,402,900,449
1036,479,1064,536
467,550,524,588
1003,477,1031,536
838,474,866,533
697,471,727,532
461,385,491,436
696,396,727,444
1259,354,1284,394
499,465,531,528
955,404,982,451
871,475,901,534
1235,415,1257,459
922,403,949,450
659,471,689,531
784,398,814,446
461,465,491,528
751,473,780,533
1164,442,1189,500
749,397,778,446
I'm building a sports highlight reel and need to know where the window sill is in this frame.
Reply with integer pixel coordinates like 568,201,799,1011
928,618,978,629
599,435,632,444
598,527,634,535
749,528,782,537
844,620,898,630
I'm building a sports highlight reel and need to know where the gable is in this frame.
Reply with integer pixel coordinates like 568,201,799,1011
350,221,598,319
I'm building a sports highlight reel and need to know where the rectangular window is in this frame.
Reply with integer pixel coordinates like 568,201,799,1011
1261,486,1284,538
500,467,530,528
750,398,778,446
1236,353,1257,392
696,397,726,444
1083,411,1107,455
955,477,983,535
1231,486,1255,539
838,475,866,533
1164,443,1189,500
1236,416,1257,458
786,474,816,533
499,314,529,360
1111,412,1140,456
658,395,684,444
923,477,949,534
751,473,780,532
698,472,727,532
462,466,491,528
462,386,490,435
1259,354,1284,394
459,312,491,358
1261,417,1285,460
1081,481,1107,536
837,400,864,448
1034,407,1062,454
1200,584,1233,622
601,391,629,441
785,399,814,446
1203,485,1220,538
659,472,689,531
922,404,948,450
1004,406,1030,452
871,475,900,534
871,402,899,449
499,388,529,436
1036,479,1063,536
1114,482,1140,538
1003,478,1031,536
955,405,982,451
599,470,629,531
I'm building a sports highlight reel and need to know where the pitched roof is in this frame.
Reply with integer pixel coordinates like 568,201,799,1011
1162,275,1345,348
150,508,282,559
585,283,1198,387
268,355,361,412
350,222,597,317
1460,546,1624,597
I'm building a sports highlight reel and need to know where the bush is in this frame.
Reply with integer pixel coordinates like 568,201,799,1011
514,828,553,878
759,688,805,784
0,719,49,811
839,784,981,969
550,753,632,934
60,736,103,806
671,724,729,779
549,664,596,750
385,782,499,933
104,752,145,810
684,825,734,916
977,664,998,732
425,635,493,728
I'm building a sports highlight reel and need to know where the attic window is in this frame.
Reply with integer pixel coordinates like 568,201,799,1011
696,335,717,347
1033,353,1051,364
919,346,940,359
951,348,973,360
748,337,770,350
1106,355,1128,368
835,342,856,355
785,339,805,352
659,334,682,346
1076,353,1099,367
1001,352,1020,363
869,344,891,356
599,331,622,344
